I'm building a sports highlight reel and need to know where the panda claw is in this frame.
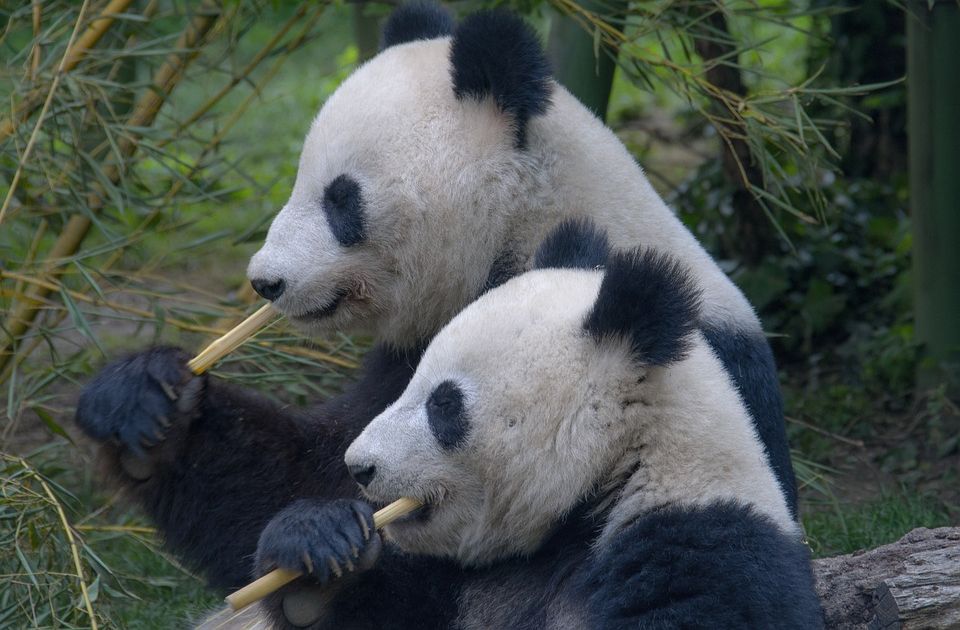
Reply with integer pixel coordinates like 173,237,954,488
302,552,314,575
158,380,178,401
354,505,371,540
328,557,343,579
344,557,356,573
156,414,172,429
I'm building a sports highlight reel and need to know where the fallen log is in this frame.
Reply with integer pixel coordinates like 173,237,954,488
812,526,960,629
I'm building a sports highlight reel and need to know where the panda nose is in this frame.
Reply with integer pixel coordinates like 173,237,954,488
348,464,376,487
250,278,286,301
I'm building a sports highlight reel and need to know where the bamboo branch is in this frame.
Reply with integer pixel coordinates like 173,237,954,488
0,0,92,226
188,304,278,374
0,0,136,146
19,457,100,630
0,1,222,373
225,497,423,612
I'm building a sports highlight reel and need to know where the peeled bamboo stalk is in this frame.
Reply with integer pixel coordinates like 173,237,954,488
226,497,423,612
188,303,277,374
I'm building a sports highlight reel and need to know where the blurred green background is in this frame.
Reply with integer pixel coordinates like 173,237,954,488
1,1,957,627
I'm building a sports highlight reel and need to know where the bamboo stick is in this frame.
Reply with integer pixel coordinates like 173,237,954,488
0,0,136,145
225,497,423,612
0,2,221,373
0,0,92,227
187,303,278,374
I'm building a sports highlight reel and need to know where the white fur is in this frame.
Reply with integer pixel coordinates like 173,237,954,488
345,269,795,568
247,38,759,345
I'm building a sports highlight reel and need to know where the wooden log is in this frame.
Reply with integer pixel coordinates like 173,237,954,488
812,526,960,629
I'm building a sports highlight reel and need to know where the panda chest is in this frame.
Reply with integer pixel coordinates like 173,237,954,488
454,550,592,630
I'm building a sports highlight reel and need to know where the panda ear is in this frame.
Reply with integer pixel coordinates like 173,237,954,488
534,218,610,270
450,10,552,148
381,2,455,50
584,250,703,366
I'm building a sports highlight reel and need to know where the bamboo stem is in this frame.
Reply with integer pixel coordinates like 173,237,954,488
225,497,423,612
0,0,92,226
187,304,278,374
0,2,221,373
0,0,135,145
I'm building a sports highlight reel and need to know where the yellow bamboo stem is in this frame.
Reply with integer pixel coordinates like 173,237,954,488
0,0,135,145
225,497,423,612
187,303,278,374
19,456,100,630
0,0,92,226
64,0,137,69
0,2,221,373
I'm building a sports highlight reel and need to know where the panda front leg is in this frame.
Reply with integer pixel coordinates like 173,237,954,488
247,497,463,630
74,346,360,589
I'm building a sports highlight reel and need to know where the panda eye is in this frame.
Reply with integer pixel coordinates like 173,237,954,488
322,174,366,247
426,381,469,450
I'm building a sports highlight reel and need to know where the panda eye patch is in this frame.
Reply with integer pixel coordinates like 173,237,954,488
426,381,469,450
322,174,366,247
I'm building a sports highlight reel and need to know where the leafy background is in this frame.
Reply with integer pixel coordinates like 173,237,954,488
1,1,956,627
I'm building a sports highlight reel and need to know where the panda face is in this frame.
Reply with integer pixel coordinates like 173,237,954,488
345,226,796,564
344,269,636,566
246,37,530,343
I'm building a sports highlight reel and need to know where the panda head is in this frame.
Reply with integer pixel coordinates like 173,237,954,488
344,219,703,566
246,3,553,344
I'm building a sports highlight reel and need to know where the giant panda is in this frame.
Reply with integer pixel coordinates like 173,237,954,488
213,219,820,629
74,2,796,592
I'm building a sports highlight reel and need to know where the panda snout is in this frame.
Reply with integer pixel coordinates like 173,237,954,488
250,277,286,301
348,463,377,487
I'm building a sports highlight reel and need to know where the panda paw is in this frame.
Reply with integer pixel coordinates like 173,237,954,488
75,346,204,459
255,498,381,586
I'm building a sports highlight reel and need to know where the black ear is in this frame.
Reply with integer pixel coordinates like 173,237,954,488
584,250,702,366
381,2,455,50
450,10,552,148
534,218,610,270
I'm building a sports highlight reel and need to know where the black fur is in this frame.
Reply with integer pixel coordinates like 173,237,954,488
584,249,703,366
75,347,201,456
450,10,552,148
323,174,366,247
256,499,376,583
381,1,454,50
75,344,421,589
426,380,469,450
701,323,798,517
254,498,820,629
533,218,610,270
578,501,823,629
482,248,524,293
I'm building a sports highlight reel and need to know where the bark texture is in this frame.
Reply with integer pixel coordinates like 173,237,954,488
812,526,960,629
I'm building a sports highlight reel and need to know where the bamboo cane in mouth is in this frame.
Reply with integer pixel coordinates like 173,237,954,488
187,303,277,374
185,305,421,611
225,497,423,611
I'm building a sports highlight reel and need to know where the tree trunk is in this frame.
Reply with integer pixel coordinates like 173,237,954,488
691,7,777,266
546,1,628,122
908,0,960,393
812,526,960,628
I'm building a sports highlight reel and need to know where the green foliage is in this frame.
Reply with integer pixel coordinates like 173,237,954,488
803,490,954,557
1,446,220,628
673,161,914,379
0,2,363,625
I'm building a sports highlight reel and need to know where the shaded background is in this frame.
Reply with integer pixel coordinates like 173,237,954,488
1,1,957,627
